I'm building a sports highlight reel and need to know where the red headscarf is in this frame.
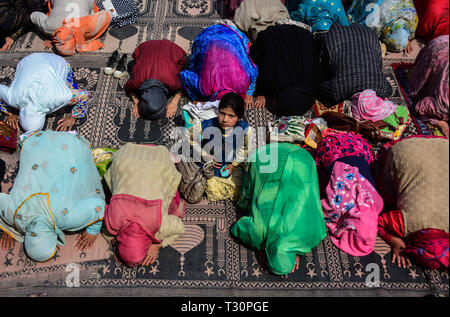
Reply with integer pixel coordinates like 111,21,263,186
116,222,154,267
105,194,162,267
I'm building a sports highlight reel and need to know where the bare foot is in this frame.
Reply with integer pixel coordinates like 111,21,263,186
290,255,300,273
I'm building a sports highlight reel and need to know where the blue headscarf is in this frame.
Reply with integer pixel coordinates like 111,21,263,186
0,131,105,262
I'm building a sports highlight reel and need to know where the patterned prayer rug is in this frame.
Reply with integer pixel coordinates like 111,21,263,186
0,0,448,297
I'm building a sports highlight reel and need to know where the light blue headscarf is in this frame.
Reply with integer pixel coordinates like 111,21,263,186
0,131,105,262
0,53,73,131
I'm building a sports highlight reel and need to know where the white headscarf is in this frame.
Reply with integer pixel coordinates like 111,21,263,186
0,53,73,131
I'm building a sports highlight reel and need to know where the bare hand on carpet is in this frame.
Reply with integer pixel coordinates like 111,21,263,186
43,40,52,49
389,236,412,269
254,96,266,108
131,94,140,118
5,113,19,130
245,95,254,109
75,231,97,251
403,41,414,55
166,92,182,118
290,255,300,274
434,120,449,138
0,232,15,250
0,37,14,51
56,116,76,131
142,244,161,266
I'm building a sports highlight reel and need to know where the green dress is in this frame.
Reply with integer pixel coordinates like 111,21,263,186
231,143,326,275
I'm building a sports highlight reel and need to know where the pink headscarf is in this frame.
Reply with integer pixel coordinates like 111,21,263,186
351,89,397,122
116,222,154,266
321,162,384,256
104,194,163,267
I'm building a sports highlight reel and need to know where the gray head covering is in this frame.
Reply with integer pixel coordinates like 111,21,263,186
234,0,289,41
139,79,169,120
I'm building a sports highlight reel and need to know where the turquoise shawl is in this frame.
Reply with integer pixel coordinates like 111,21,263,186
0,131,105,262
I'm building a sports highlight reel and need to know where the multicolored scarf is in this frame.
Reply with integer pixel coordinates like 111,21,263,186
180,24,258,102
405,229,449,270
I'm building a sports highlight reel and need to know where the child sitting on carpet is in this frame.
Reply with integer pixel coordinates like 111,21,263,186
187,92,252,202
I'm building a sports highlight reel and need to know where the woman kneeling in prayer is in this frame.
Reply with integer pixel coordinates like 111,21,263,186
180,23,258,109
103,143,185,267
125,40,187,120
409,35,449,137
231,142,327,275
0,52,90,132
31,0,110,56
248,24,319,116
316,132,383,256
377,136,449,270
0,130,106,261
285,0,350,33
347,0,418,54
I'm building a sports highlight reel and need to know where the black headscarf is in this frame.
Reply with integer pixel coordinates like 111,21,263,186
138,79,169,120
250,24,319,116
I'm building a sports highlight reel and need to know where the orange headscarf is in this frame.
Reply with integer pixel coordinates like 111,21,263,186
53,9,111,56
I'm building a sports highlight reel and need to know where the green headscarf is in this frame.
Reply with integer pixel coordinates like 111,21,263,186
231,143,326,275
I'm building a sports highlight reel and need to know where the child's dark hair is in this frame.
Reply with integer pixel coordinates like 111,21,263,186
219,92,245,119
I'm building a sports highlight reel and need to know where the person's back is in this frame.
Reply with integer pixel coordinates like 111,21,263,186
250,24,318,116
0,52,71,108
125,40,186,94
381,137,449,235
180,24,258,102
31,0,95,36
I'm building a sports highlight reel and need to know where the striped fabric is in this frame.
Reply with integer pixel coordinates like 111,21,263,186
317,23,392,106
